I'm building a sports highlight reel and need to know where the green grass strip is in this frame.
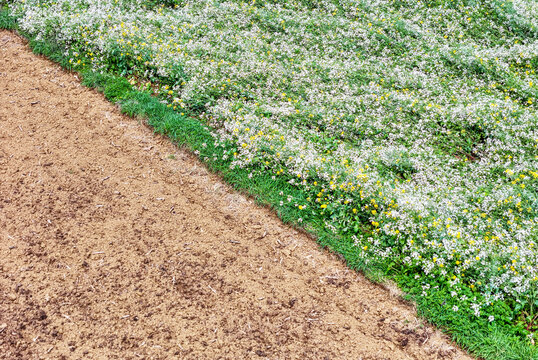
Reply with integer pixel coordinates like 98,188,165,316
1,8,536,360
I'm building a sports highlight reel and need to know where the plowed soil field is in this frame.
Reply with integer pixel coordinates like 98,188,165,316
0,31,473,360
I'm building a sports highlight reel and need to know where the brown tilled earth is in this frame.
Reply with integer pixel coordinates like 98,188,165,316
0,31,473,360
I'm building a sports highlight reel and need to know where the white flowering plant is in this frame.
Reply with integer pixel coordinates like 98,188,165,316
4,0,538,354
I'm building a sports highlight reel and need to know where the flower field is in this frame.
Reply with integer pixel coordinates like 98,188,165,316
4,0,538,355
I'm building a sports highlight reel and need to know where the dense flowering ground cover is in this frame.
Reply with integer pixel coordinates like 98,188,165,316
6,0,538,350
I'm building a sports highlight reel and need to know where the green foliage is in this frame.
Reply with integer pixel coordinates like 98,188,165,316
0,4,15,29
2,3,538,359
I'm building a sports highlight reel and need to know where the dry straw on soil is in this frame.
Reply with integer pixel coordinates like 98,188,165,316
0,31,472,360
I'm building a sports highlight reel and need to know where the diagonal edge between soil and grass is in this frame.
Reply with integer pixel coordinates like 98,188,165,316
0,9,535,360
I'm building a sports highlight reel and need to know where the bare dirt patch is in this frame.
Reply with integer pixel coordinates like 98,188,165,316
0,31,473,360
